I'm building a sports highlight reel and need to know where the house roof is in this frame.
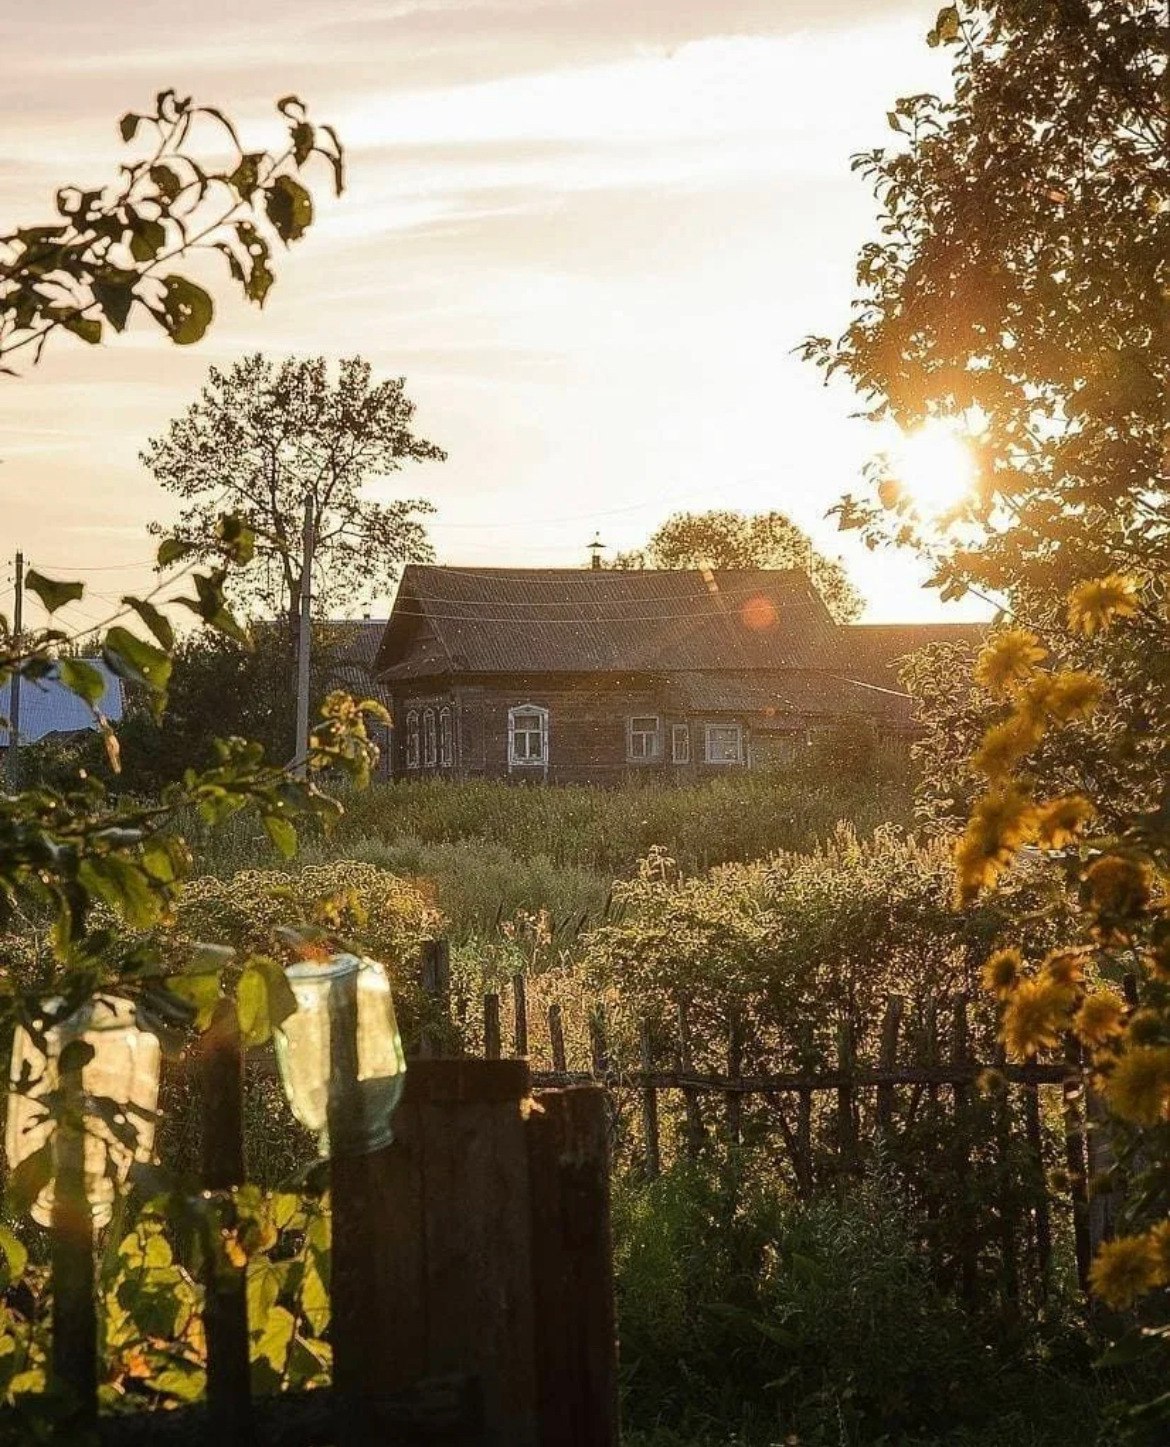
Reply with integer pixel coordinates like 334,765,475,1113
841,621,986,690
662,669,914,729
376,566,842,679
0,660,124,746
318,619,393,712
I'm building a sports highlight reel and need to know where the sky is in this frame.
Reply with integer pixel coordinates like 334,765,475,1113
0,0,990,631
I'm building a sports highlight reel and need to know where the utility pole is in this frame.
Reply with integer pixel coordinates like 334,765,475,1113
6,551,23,787
294,494,313,776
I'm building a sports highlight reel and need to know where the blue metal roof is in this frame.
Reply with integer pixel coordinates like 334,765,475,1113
0,660,124,746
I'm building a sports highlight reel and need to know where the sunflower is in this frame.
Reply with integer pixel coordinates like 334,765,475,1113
1089,1234,1159,1309
1103,1045,1170,1126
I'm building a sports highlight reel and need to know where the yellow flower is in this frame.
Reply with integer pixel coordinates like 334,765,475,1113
974,629,1048,697
1147,1220,1170,1283
1036,795,1094,849
1042,948,1088,993
983,947,1023,998
973,715,1044,780
1089,1234,1159,1309
1068,575,1141,637
954,788,1040,904
1002,976,1069,1059
1103,1045,1170,1126
1086,855,1153,918
1044,671,1106,724
1074,990,1125,1048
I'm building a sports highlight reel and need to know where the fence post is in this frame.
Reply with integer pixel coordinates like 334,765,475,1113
993,1044,1021,1311
483,993,502,1060
950,998,978,1303
49,1052,97,1423
1022,1063,1053,1297
200,998,252,1446
675,1000,703,1159
419,939,451,1058
589,1008,610,1079
836,1019,856,1171
725,1011,744,1148
512,974,529,1058
638,1020,661,1180
875,996,904,1132
1062,1037,1092,1293
548,1004,567,1074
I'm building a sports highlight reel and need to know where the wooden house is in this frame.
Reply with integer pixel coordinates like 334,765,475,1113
373,565,982,784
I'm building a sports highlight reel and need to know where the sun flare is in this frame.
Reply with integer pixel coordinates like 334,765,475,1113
890,419,977,517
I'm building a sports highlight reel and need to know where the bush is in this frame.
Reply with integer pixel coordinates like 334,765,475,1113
615,1158,1107,1446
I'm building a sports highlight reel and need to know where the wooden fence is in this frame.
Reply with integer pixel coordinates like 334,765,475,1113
13,946,620,1447
418,942,1104,1303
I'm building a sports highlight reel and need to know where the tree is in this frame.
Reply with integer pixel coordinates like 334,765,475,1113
612,509,864,622
143,353,444,630
809,0,1169,1413
0,91,343,370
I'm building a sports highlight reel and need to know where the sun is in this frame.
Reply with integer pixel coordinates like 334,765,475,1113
889,418,977,517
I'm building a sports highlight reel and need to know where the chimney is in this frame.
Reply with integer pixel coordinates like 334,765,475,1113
588,533,606,570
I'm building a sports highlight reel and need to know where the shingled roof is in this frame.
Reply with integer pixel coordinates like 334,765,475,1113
842,621,986,691
376,566,842,679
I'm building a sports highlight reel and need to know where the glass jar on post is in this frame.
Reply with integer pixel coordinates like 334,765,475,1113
274,955,406,1158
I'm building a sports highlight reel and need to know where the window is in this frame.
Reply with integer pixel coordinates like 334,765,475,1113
671,723,691,764
423,708,437,767
627,715,661,762
704,723,743,764
508,705,548,766
405,710,420,769
439,707,454,767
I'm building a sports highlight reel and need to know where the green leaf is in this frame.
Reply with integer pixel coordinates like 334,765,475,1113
165,972,220,1031
149,164,182,202
62,312,102,345
265,175,313,243
103,625,173,696
935,4,960,42
121,596,175,651
290,122,314,165
0,1226,28,1284
228,154,262,200
119,113,141,143
263,814,297,859
92,280,134,332
152,275,214,345
59,657,107,707
156,536,194,569
25,569,84,614
77,855,162,929
237,966,271,1047
129,217,167,264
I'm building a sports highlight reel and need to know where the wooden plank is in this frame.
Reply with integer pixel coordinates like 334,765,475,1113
50,1049,97,1423
547,1004,567,1074
994,1045,1020,1312
638,1021,661,1179
512,974,529,1058
1061,1038,1092,1294
875,996,904,1131
588,1009,610,1079
200,999,251,1446
523,1061,1071,1092
418,940,452,1058
725,1011,743,1147
950,998,977,1303
527,1087,620,1447
836,1019,856,1170
675,1000,703,1159
1022,1076,1053,1296
483,993,501,1061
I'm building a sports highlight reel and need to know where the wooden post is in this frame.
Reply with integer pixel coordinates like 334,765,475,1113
512,974,529,1058
1062,1038,1092,1294
1022,1066,1053,1297
483,993,502,1060
527,1087,620,1447
638,1020,661,1180
588,1009,610,1079
836,1019,856,1171
875,996,904,1132
548,1004,567,1074
675,1000,703,1159
200,999,251,1446
725,1011,744,1148
50,1049,97,1423
419,939,451,1058
950,999,978,1303
993,1044,1020,1311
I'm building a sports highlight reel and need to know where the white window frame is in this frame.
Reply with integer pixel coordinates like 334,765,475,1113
439,706,454,767
671,722,691,764
704,722,744,765
508,704,549,767
626,714,662,762
405,709,420,770
422,708,437,767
